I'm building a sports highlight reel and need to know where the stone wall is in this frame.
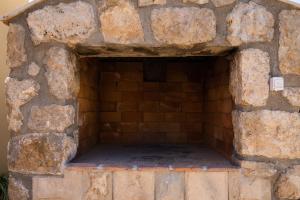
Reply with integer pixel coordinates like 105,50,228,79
3,0,300,199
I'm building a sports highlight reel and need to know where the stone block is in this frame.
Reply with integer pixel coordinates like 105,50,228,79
276,165,300,199
155,172,184,200
282,87,300,107
44,47,79,100
99,0,144,44
5,77,40,132
227,1,274,46
151,7,216,45
27,1,96,45
279,10,300,75
211,0,236,7
182,0,209,5
27,62,40,76
113,170,155,200
7,24,27,68
185,172,228,200
233,110,300,159
8,176,29,200
138,0,166,7
240,175,272,200
230,49,270,106
8,133,77,175
28,105,75,133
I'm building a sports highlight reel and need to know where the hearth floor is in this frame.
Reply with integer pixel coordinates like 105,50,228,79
69,144,237,171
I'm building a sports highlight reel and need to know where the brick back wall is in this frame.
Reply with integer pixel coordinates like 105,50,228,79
78,59,101,154
202,57,234,159
97,60,205,144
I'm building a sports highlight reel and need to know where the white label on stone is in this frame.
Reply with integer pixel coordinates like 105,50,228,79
270,77,284,91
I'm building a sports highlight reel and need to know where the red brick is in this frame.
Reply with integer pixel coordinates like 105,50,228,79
143,92,160,101
183,83,203,92
120,122,139,132
185,93,203,102
121,92,143,102
144,113,164,122
165,113,186,122
166,132,187,144
143,82,160,91
166,70,187,82
139,123,161,132
117,102,138,111
99,131,121,143
115,62,143,72
139,101,160,112
182,102,202,112
100,101,116,112
100,112,121,122
99,122,120,132
101,91,121,101
159,101,181,112
122,112,142,122
118,81,141,91
120,71,143,81
186,113,202,122
162,92,185,102
160,83,183,92
100,81,118,91
142,132,166,144
160,123,181,132
101,72,120,82
181,123,202,132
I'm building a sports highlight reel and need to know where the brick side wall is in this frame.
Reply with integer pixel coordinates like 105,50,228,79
78,59,101,154
203,57,233,159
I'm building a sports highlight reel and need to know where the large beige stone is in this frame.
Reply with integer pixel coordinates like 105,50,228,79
99,0,144,44
5,78,40,132
44,47,79,100
7,24,27,68
28,105,75,133
113,171,154,200
8,133,77,175
276,165,300,199
233,110,300,159
227,1,274,46
279,10,300,75
239,160,277,178
84,171,112,200
27,1,96,45
211,0,236,7
33,169,112,200
151,7,216,45
282,87,300,107
185,172,228,200
138,0,166,7
182,0,209,5
8,177,29,200
156,172,184,200
230,49,270,106
240,175,272,200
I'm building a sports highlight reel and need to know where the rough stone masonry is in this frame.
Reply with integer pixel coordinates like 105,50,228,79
1,0,300,199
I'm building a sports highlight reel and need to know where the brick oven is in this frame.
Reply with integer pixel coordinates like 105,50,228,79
2,0,300,199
